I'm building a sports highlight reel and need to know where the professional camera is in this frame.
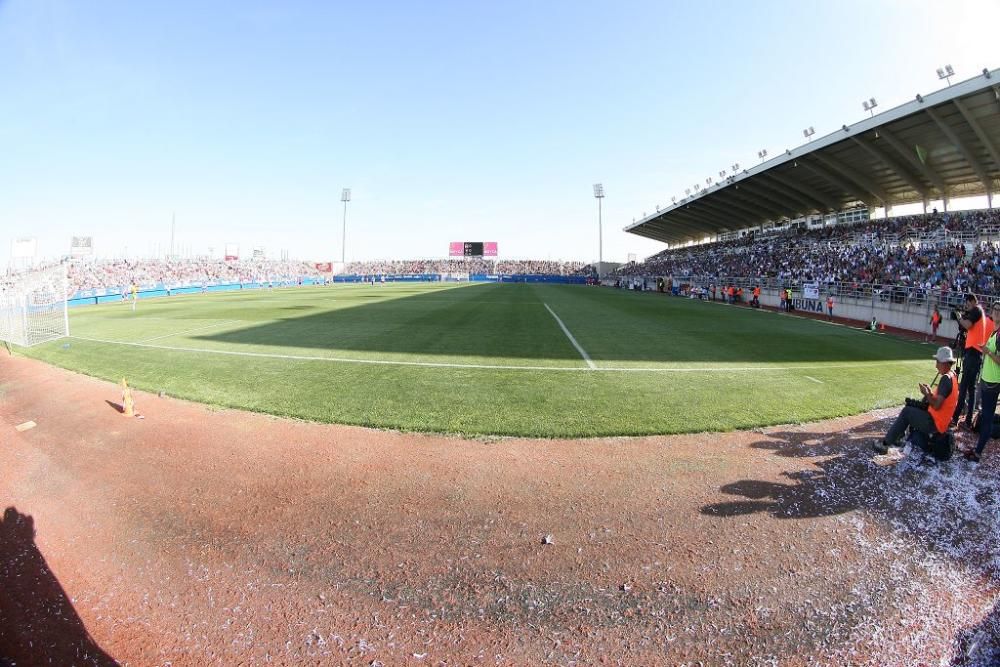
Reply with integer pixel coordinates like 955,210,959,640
904,397,929,411
949,308,963,322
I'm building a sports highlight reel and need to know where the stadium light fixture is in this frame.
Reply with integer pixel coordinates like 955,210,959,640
671,196,677,203
718,170,726,179
694,184,701,192
340,188,351,264
731,163,739,172
757,149,767,163
862,98,877,117
803,126,815,141
705,177,712,186
984,68,992,79
684,188,691,196
937,64,955,86
593,184,605,273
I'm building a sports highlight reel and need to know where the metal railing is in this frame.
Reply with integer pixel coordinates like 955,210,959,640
657,275,998,311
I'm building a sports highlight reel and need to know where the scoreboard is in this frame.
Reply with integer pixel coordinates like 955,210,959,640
449,241,498,257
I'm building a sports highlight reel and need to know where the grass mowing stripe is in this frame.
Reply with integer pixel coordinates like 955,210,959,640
543,302,595,369
67,335,927,373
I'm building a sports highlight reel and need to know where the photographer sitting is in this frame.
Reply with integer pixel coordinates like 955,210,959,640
872,346,957,455
951,293,990,430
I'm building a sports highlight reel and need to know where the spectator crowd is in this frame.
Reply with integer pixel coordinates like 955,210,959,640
38,258,596,293
341,258,593,277
65,258,326,293
615,208,1000,298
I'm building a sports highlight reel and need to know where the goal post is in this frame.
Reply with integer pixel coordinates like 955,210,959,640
0,264,70,347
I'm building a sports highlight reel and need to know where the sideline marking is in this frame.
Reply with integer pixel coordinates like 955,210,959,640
543,303,596,369
804,375,824,384
68,335,928,374
138,320,241,343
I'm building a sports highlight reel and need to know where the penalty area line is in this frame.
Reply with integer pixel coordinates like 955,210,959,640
137,319,242,343
543,303,596,369
67,336,929,374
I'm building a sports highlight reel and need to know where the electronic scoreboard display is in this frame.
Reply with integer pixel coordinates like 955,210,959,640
449,241,497,257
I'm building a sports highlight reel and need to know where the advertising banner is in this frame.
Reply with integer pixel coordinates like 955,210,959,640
803,283,820,300
224,243,240,261
315,262,333,272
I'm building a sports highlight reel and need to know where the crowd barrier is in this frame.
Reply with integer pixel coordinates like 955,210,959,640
67,277,324,307
66,274,589,308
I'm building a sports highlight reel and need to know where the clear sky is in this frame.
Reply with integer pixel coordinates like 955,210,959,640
2,0,998,266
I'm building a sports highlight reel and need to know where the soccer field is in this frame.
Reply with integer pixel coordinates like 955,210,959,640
21,283,934,437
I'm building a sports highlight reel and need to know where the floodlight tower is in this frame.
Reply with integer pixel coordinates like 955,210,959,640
937,64,955,86
803,126,815,142
593,183,605,274
757,149,768,163
862,98,878,117
340,188,351,264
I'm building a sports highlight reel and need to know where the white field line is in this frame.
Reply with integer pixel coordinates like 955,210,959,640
804,375,825,384
137,320,241,343
68,335,930,374
543,303,596,369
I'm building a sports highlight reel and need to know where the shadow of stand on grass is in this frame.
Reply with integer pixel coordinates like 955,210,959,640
700,416,1000,663
0,507,118,666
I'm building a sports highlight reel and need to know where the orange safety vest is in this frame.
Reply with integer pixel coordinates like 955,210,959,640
928,370,959,434
753,287,760,298
826,297,833,309
931,311,941,325
965,306,990,351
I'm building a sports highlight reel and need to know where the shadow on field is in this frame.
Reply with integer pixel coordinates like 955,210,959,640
0,507,118,666
195,283,927,364
701,416,1000,663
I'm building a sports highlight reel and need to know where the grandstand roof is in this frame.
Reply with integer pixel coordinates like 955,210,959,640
625,68,1000,245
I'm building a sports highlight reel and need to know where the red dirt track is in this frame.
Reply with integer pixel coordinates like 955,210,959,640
2,354,999,666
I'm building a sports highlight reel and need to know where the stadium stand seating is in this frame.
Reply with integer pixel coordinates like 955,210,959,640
614,208,1000,298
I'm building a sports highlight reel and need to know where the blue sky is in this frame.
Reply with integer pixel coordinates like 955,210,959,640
2,0,998,265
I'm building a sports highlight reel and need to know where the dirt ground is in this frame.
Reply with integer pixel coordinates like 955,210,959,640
2,353,999,666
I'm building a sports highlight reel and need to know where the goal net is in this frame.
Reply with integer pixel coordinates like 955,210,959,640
0,264,70,347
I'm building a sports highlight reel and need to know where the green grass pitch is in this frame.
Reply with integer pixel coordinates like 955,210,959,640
19,283,934,437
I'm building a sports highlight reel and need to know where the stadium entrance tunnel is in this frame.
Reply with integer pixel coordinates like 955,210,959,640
193,282,928,365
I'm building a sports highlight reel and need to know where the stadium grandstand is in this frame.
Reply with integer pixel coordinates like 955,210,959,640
625,67,1000,246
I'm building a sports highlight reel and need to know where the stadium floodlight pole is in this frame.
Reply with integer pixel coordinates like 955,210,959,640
862,98,877,117
593,183,604,275
340,188,351,264
937,65,955,86
803,126,815,142
757,149,767,163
